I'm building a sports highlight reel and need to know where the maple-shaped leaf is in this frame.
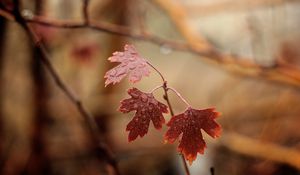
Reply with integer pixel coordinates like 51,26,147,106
104,44,150,87
164,107,221,164
119,87,168,142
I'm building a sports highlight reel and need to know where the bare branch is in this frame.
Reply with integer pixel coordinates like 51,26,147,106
83,0,89,24
4,2,121,175
221,133,300,170
1,7,300,89
184,0,298,17
152,0,212,52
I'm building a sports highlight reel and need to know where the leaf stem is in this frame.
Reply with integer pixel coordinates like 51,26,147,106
146,60,191,175
167,87,191,107
146,61,166,83
150,85,164,94
161,84,190,175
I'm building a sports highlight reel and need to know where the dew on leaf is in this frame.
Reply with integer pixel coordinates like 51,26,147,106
104,44,151,86
119,88,168,142
164,107,221,164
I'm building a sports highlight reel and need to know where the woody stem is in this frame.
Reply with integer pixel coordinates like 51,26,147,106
147,61,191,175
163,85,191,175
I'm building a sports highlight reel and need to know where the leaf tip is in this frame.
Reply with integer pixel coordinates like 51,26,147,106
214,126,222,138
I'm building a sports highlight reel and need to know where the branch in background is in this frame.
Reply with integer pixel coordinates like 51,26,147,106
1,7,300,89
83,0,89,24
221,133,300,170
151,0,212,52
151,0,300,89
6,1,120,174
183,0,298,17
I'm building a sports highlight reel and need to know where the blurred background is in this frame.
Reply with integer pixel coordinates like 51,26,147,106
0,0,300,174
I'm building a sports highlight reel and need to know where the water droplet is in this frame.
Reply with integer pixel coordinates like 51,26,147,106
138,62,146,68
22,9,34,19
131,91,139,98
160,44,172,55
141,94,148,102
129,64,136,70
129,56,136,61
110,69,117,75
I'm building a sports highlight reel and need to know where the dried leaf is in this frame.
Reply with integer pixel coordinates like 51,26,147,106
164,107,221,164
119,88,168,141
104,44,150,87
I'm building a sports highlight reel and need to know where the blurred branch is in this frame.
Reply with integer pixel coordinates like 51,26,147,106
151,0,212,52
184,0,298,17
221,133,300,170
151,0,300,88
1,3,300,90
0,8,14,20
4,1,120,174
83,0,89,24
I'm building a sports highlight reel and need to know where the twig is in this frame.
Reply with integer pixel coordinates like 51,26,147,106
0,8,14,20
146,61,166,82
210,167,215,175
9,1,120,175
184,0,298,17
152,0,212,52
146,52,191,175
150,85,164,94
1,8,300,89
83,0,89,24
151,0,300,89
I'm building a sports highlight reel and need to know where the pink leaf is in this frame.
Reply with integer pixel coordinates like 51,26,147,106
104,45,150,87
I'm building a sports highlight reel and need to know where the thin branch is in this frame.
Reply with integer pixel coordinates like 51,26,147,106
24,17,300,89
184,0,298,17
26,15,191,51
0,8,14,20
152,0,212,52
150,85,164,93
28,21,121,175
179,155,191,175
8,2,120,175
146,61,166,83
1,8,300,89
151,0,300,89
83,0,89,24
167,87,191,107
210,167,215,175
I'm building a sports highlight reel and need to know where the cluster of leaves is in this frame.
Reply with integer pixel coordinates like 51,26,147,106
104,44,221,164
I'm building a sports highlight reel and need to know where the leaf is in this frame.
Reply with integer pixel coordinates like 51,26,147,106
119,87,168,142
104,44,150,87
164,107,221,164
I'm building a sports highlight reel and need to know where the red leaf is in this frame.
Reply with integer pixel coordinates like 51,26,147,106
164,107,221,164
119,88,168,142
104,45,150,87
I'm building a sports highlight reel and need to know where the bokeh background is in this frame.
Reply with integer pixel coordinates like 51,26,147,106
0,0,300,175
